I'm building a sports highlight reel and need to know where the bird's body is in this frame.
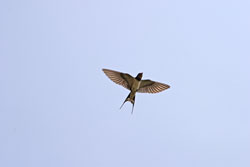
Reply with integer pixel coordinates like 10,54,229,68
119,73,142,112
102,69,170,114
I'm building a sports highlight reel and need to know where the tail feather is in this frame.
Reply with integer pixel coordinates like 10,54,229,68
120,93,130,109
119,100,126,109
120,92,136,114
131,95,135,114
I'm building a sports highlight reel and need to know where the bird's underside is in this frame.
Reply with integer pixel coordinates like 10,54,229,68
102,68,170,114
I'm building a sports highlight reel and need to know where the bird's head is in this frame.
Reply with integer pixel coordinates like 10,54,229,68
135,72,143,81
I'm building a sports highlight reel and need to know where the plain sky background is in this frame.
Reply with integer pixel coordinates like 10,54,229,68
0,0,250,167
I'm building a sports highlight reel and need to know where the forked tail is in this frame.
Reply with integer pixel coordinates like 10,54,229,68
120,92,136,114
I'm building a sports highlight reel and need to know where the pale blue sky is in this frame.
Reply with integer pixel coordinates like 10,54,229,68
0,0,250,167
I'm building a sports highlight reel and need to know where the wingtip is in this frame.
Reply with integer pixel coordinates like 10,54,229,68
102,68,109,73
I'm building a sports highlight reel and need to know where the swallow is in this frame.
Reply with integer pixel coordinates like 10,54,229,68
102,68,170,114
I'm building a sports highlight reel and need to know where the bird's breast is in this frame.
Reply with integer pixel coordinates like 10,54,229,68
131,80,141,92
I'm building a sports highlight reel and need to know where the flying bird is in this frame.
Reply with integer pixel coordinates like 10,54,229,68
102,68,170,114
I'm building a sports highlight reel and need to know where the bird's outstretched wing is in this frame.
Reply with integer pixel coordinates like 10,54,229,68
137,79,170,93
102,69,134,90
